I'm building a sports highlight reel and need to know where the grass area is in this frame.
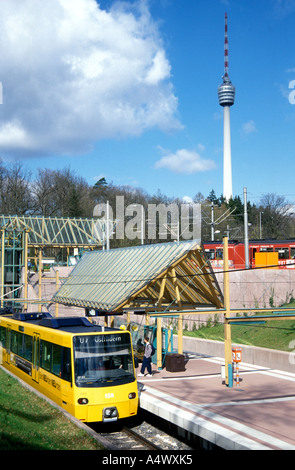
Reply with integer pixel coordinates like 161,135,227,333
183,300,295,352
0,369,104,450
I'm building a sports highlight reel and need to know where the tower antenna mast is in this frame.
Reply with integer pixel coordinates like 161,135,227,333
224,12,229,79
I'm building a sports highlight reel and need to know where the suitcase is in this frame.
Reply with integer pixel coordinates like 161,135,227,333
165,353,186,372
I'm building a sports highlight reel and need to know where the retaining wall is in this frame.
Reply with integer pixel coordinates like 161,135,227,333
215,268,295,309
173,335,295,374
177,268,295,331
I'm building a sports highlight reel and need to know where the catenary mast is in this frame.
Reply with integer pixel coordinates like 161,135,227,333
218,13,235,201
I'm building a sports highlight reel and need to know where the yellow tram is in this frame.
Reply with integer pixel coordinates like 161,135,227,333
0,311,138,423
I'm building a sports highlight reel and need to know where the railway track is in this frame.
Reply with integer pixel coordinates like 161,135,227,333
89,413,193,451
97,426,162,450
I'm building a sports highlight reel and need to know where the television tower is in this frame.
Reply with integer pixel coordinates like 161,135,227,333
218,13,235,201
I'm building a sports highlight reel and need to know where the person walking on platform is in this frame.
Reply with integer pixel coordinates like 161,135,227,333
138,336,153,377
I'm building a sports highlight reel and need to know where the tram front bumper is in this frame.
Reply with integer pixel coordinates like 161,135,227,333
103,406,118,422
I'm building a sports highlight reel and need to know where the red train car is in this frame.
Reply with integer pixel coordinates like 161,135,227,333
203,239,295,270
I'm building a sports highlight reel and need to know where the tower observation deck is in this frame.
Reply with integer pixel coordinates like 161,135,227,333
218,78,235,107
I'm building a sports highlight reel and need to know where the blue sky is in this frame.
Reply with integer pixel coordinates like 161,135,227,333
0,0,294,207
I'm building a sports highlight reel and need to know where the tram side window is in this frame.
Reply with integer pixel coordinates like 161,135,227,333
10,330,33,362
205,249,215,260
0,326,5,347
52,344,62,376
275,248,289,260
22,334,32,361
216,249,223,260
41,340,52,372
61,347,72,382
40,340,71,382
11,330,20,355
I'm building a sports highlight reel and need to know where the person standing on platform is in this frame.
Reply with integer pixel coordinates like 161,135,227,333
138,336,153,377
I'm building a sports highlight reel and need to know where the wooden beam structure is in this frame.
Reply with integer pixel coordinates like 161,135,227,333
54,241,224,314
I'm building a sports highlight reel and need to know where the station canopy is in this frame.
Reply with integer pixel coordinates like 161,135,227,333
53,240,224,313
0,215,108,248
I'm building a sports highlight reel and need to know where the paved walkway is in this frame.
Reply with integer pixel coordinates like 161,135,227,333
137,354,295,450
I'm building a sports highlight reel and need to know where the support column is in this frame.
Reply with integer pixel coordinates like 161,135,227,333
55,269,59,318
223,236,232,387
156,275,167,370
1,229,4,308
24,231,28,312
156,316,162,370
178,315,183,355
171,267,183,355
38,249,42,313
126,311,130,330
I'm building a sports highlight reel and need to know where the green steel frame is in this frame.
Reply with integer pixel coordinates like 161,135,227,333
0,215,109,247
0,227,26,308
0,215,114,309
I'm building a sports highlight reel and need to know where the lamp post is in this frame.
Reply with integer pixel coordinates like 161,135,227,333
244,188,249,269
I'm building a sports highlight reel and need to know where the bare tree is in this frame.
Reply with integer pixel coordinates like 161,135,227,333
259,193,293,239
0,161,33,215
32,168,58,216
33,166,93,218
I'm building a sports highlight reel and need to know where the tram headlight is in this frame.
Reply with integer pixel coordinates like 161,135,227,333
128,392,136,399
78,398,89,405
103,406,118,421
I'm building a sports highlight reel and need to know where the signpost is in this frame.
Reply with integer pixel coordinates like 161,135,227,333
232,347,242,388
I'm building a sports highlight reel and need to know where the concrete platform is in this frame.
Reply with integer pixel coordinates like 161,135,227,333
137,354,295,450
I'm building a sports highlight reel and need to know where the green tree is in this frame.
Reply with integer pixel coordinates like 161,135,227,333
207,189,219,205
226,195,243,223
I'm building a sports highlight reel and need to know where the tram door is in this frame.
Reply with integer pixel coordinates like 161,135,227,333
5,326,11,365
32,333,40,383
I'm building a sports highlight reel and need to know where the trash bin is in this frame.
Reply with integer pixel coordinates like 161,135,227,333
165,353,186,372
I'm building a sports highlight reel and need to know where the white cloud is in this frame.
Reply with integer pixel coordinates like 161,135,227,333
0,120,36,150
182,195,193,204
242,120,257,135
145,50,171,85
155,149,217,174
0,0,180,157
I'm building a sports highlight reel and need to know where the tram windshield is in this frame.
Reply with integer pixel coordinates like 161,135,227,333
73,333,135,387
